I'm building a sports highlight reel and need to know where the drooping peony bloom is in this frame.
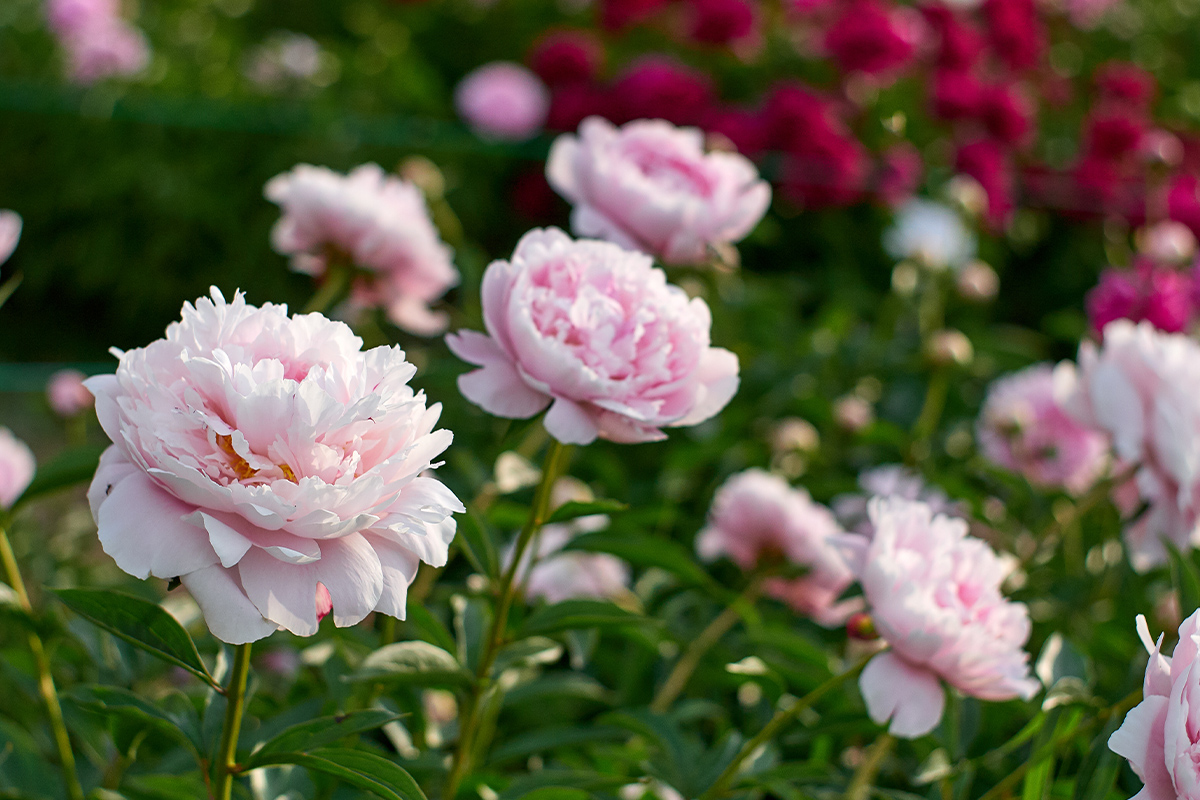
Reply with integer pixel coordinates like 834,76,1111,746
264,163,459,335
0,211,22,266
45,0,149,83
1087,259,1195,337
697,469,864,626
883,199,976,271
455,62,551,142
47,369,95,417
1060,320,1200,571
0,428,35,509
847,497,1040,738
546,117,771,265
86,288,464,644
977,363,1110,495
507,478,630,604
445,228,739,445
1109,611,1200,798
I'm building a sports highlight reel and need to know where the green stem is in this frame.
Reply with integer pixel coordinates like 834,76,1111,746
214,642,253,800
909,368,949,463
650,577,763,713
442,440,571,800
699,651,879,800
0,526,84,800
302,260,353,315
844,733,893,800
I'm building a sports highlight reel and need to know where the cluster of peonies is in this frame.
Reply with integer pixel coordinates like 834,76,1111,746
44,0,149,84
264,163,459,335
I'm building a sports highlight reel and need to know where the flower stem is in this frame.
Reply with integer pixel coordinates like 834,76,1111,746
844,733,894,800
650,577,763,713
442,439,571,800
0,525,84,800
699,650,879,800
214,642,253,800
302,260,353,316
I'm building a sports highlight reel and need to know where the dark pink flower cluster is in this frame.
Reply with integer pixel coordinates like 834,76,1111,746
1087,257,1197,337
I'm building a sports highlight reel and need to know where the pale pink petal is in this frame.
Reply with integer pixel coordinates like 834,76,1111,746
314,533,384,628
1108,695,1173,800
543,397,600,445
859,651,947,738
237,549,319,637
0,211,21,266
365,533,420,619
181,565,278,645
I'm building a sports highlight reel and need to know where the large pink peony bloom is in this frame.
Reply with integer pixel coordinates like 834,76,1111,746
977,363,1110,495
445,228,739,445
0,210,22,266
1061,320,1200,571
0,428,35,509
546,117,771,266
696,469,863,627
85,288,464,644
265,163,459,336
1109,611,1200,799
847,497,1039,738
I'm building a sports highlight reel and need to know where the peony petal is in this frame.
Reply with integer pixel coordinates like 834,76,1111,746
87,445,139,523
1108,695,1172,799
450,336,552,419
364,532,420,619
673,346,740,427
314,533,383,628
859,651,946,738
543,397,600,445
237,548,320,637
181,565,278,645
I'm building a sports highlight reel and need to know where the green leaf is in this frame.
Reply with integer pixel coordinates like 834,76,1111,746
14,443,107,511
246,710,403,764
494,636,563,673
489,725,626,765
457,510,500,578
52,588,217,688
404,603,457,655
521,599,649,636
247,747,427,800
546,500,628,524
515,789,590,800
348,641,471,687
1167,541,1200,617
562,533,711,587
66,685,203,757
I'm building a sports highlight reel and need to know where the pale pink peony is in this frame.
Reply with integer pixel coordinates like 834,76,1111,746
445,227,739,445
847,497,1039,738
977,363,1110,495
265,163,459,336
1109,611,1200,799
455,62,551,142
0,428,35,509
1060,320,1200,571
46,0,149,83
0,210,21,266
546,117,771,266
47,369,95,417
696,469,863,627
85,288,464,644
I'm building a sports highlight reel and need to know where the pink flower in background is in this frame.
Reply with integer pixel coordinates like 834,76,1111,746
824,0,919,78
529,30,605,87
763,84,868,208
86,288,464,644
546,117,771,264
455,62,551,142
1109,611,1200,798
847,497,1039,738
921,5,984,71
47,369,94,417
446,228,739,444
1095,62,1155,110
977,363,1110,494
602,0,671,30
982,0,1046,72
1087,259,1194,336
833,464,964,535
547,81,612,132
703,106,770,157
980,84,1034,146
265,163,458,335
608,58,714,126
932,71,986,120
1061,320,1200,571
0,429,35,509
956,139,1015,227
696,469,864,626
46,0,149,84
686,0,757,47
0,211,22,266
875,143,923,207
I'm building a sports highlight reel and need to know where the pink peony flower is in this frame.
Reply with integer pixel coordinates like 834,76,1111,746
546,117,771,265
686,0,757,46
529,31,605,87
601,0,672,30
982,0,1045,72
546,81,613,132
0,428,35,509
875,143,923,207
445,228,739,445
696,469,864,627
980,84,1034,145
847,497,1039,738
46,0,149,84
1061,320,1200,571
264,163,459,336
977,363,1110,495
455,62,551,142
607,58,714,126
932,70,986,120
0,210,22,266
1087,259,1195,336
921,4,984,71
956,139,1015,228
47,369,95,417
85,288,464,644
763,84,869,208
823,0,918,78
1109,611,1200,798
1095,62,1156,110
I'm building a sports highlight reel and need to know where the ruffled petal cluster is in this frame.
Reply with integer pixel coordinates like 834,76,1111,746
265,164,459,335
86,288,463,644
446,227,739,445
696,469,862,627
851,497,1039,738
547,117,771,265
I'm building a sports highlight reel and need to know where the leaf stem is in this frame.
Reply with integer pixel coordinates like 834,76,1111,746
214,642,253,800
845,733,893,800
0,524,84,800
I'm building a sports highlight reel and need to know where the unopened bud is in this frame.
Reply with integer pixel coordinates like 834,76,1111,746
926,329,974,367
833,395,874,432
398,156,446,200
956,260,999,302
946,175,988,220
1136,220,1197,264
846,612,878,641
771,417,820,454
892,262,919,295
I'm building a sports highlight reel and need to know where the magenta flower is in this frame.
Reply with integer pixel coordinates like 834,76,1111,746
977,363,1110,495
607,58,714,126
847,497,1039,738
696,469,864,627
86,288,463,644
546,117,771,265
446,228,739,445
265,163,458,335
455,62,551,142
0,428,35,509
529,30,605,87
824,0,919,78
1087,259,1195,336
686,0,758,47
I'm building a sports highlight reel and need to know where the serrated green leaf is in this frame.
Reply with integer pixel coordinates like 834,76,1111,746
348,641,471,686
13,443,107,511
52,588,217,688
246,747,427,800
562,533,711,587
521,599,649,636
246,710,402,764
546,500,628,524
